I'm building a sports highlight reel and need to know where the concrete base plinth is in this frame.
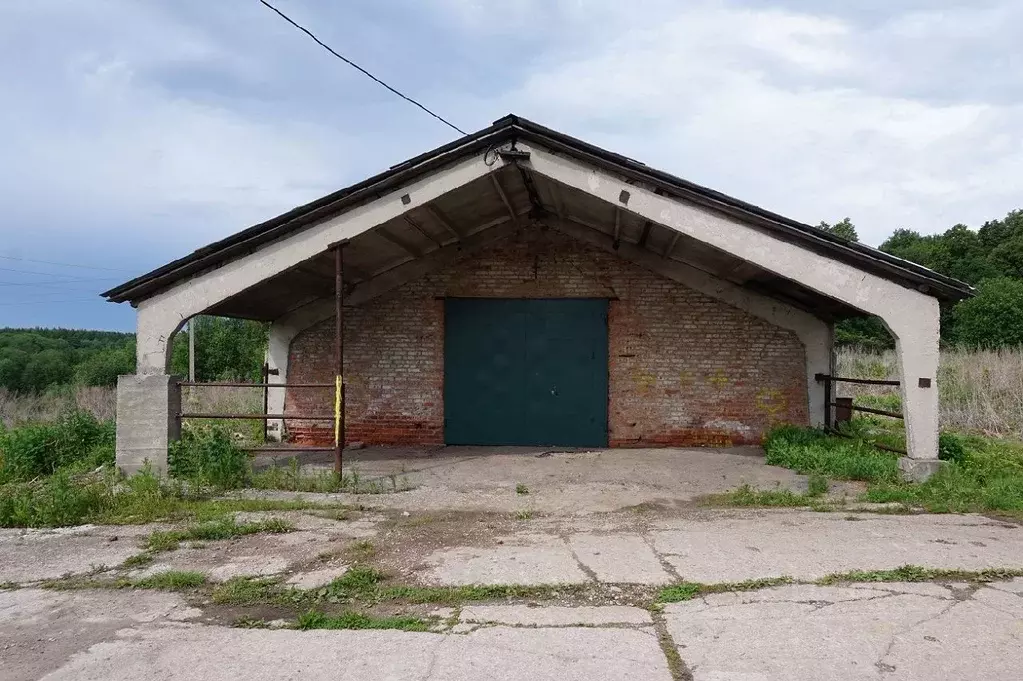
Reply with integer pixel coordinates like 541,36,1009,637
898,457,947,483
115,374,181,476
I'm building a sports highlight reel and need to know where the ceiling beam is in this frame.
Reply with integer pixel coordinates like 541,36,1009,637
613,207,621,244
404,214,444,248
637,221,653,248
424,204,462,241
374,226,423,257
490,174,519,224
663,232,681,258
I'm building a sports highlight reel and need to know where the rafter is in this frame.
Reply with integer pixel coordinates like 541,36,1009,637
374,226,422,257
424,204,462,241
490,174,519,223
404,214,443,247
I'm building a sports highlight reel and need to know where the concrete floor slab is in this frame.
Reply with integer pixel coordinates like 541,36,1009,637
39,622,672,681
0,526,150,582
0,589,199,681
422,539,589,585
650,510,1023,582
459,604,652,626
250,446,862,514
568,533,673,584
663,582,1023,681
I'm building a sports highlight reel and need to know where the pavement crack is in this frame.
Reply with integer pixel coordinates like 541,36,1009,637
641,533,682,582
651,609,693,681
874,598,964,672
561,536,600,582
419,635,446,681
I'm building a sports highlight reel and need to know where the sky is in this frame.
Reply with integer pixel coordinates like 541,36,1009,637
0,0,1019,331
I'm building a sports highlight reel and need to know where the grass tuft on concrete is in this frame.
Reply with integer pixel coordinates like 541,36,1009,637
658,576,795,603
146,517,294,552
133,570,208,590
296,610,430,632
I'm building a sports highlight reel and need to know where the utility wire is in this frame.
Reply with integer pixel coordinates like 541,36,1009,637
0,255,134,272
258,0,467,136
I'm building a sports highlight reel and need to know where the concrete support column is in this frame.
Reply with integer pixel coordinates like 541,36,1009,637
888,308,943,481
136,304,187,375
802,322,834,429
115,373,181,476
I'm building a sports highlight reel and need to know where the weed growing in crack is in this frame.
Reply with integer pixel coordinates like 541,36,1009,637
146,517,294,552
658,576,796,603
515,483,529,495
296,610,430,632
133,570,207,590
815,565,1023,585
121,552,155,569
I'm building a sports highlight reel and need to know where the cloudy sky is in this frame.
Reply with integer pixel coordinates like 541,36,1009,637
1,0,1019,330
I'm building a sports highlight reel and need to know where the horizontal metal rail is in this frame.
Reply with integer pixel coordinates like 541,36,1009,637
178,382,333,388
179,413,333,421
829,402,903,420
814,373,900,387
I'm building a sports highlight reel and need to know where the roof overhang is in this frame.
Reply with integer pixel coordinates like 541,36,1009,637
103,115,973,318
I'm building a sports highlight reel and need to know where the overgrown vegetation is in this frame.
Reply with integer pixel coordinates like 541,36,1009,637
0,317,267,396
0,408,352,528
759,423,1023,515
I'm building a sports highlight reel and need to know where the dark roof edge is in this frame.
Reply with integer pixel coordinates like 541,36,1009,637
104,114,973,305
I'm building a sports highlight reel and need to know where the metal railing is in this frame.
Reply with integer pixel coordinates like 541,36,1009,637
814,373,906,454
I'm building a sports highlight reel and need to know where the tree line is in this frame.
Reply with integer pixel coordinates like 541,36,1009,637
0,318,267,394
821,210,1023,349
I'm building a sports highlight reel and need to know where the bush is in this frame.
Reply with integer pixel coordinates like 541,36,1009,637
0,410,114,483
952,278,1023,347
938,432,968,464
169,423,249,490
0,469,112,527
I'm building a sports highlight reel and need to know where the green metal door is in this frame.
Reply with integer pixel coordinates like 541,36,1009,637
444,298,608,447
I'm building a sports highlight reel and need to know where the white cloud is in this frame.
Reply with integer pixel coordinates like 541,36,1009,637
472,0,1023,243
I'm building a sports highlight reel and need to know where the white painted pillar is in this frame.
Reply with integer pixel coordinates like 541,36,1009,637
886,300,943,479
802,322,834,429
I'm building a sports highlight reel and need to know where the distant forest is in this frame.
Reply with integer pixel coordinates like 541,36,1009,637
820,209,1023,349
0,318,267,394
2,209,1021,394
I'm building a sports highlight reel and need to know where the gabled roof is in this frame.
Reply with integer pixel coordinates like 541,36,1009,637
103,114,973,305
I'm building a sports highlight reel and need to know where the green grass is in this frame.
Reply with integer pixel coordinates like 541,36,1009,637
815,565,1023,585
133,570,207,590
209,567,585,608
515,483,529,495
146,517,294,552
121,552,155,569
656,566,1023,603
762,424,1023,515
295,610,430,632
658,576,795,603
764,425,900,483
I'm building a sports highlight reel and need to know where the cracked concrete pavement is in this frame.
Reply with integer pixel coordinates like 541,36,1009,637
4,583,1022,680
3,446,1023,680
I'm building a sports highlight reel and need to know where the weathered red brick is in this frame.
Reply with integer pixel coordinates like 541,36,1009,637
286,230,807,447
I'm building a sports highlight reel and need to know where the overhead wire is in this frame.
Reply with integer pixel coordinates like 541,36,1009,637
258,0,467,136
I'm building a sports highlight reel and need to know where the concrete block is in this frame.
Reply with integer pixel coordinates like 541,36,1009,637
898,457,947,483
116,374,180,476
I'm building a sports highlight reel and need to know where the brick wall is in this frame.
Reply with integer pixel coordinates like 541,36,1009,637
286,227,808,447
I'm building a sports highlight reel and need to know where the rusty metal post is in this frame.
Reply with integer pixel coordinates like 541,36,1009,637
834,397,853,426
261,362,269,442
334,243,345,475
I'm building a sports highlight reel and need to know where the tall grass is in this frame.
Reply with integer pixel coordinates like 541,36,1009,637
837,347,1023,438
0,386,116,428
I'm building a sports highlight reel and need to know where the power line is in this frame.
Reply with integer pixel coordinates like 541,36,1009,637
0,255,134,273
258,0,467,136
